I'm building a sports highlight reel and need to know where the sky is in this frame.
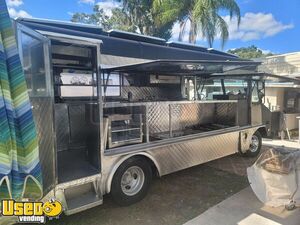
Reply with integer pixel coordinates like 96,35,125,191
5,0,300,54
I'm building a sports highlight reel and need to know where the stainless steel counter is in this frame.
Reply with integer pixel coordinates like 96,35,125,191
100,100,239,149
103,100,238,108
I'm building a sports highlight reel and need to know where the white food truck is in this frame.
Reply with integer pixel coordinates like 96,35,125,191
8,17,297,216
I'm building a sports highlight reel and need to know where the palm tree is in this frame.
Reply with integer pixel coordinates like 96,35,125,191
154,0,241,48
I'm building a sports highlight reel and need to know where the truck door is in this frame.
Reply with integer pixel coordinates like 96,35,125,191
16,23,56,195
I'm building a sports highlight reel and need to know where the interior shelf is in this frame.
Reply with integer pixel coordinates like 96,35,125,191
107,114,143,148
111,126,141,133
53,64,93,70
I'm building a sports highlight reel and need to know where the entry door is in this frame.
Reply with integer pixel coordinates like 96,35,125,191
16,23,56,195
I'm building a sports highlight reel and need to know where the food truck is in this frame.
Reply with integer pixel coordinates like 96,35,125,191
6,17,296,215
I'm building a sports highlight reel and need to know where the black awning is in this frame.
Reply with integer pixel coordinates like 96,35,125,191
102,59,260,76
209,72,300,83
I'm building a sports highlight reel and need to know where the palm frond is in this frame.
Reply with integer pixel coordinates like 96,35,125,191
216,0,241,24
178,19,188,41
215,14,229,49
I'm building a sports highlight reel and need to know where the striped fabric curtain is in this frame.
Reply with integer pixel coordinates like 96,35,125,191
0,0,43,200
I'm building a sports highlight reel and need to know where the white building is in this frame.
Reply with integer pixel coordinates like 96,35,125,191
259,52,300,131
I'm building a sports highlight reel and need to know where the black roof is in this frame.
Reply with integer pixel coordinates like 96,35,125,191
16,18,252,64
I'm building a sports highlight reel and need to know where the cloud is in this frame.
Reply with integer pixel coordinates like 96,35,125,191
6,0,23,7
172,12,294,43
260,49,272,55
78,0,95,4
6,0,32,18
171,20,191,42
224,12,294,41
96,0,121,17
8,8,32,18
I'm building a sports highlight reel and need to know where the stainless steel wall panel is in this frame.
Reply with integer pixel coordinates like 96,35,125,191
68,104,88,147
31,97,55,194
102,126,262,194
171,103,215,131
54,104,70,151
148,103,170,134
147,131,239,175
215,102,237,124
251,103,263,126
54,104,90,151
121,86,180,101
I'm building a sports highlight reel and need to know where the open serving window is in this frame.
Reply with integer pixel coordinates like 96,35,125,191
100,59,277,153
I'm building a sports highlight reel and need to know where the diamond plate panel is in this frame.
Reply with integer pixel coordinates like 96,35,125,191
148,103,170,134
215,102,237,125
148,130,241,175
171,103,215,131
31,97,55,194
54,104,70,151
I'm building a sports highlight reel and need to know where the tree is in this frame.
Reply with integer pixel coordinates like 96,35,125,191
227,45,274,59
153,0,241,48
71,0,173,39
71,5,111,30
108,8,137,32
119,0,153,34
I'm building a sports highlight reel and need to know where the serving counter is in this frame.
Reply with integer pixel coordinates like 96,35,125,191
101,100,239,147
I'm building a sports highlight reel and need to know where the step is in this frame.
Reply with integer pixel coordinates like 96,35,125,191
62,177,103,215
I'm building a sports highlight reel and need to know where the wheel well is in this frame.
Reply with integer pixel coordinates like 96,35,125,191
106,154,160,194
133,155,159,177
257,127,267,137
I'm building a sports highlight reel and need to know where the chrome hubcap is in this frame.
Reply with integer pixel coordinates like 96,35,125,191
249,135,259,153
121,166,145,196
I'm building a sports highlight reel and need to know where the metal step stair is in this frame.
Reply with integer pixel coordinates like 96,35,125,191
56,174,103,215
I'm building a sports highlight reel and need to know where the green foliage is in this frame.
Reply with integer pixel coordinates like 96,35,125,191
153,0,240,47
71,5,111,30
227,45,274,59
71,0,241,48
108,8,136,32
71,0,173,39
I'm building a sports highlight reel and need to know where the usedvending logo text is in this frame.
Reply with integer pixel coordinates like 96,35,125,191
1,199,63,223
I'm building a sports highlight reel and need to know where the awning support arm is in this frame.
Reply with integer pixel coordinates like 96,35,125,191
221,79,226,95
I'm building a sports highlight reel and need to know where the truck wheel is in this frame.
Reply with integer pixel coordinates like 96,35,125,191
111,157,152,206
243,131,262,157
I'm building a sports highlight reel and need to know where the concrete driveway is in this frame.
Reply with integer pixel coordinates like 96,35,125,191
47,145,299,225
184,187,300,225
184,141,300,225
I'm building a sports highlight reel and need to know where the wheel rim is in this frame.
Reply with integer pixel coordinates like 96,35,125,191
249,135,259,153
121,166,145,196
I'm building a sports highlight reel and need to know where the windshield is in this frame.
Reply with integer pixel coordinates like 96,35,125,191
196,79,248,100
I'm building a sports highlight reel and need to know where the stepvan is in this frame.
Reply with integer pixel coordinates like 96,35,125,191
7,17,296,215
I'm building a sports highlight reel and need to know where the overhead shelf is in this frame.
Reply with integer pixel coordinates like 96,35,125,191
53,64,93,70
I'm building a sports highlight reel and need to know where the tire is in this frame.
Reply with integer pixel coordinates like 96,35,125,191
243,131,262,157
111,157,152,206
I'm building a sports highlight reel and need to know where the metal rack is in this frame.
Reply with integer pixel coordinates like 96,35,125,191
107,114,143,148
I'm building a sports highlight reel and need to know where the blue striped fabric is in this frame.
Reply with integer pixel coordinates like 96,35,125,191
0,0,43,201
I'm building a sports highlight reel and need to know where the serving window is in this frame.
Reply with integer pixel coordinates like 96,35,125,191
102,73,122,97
